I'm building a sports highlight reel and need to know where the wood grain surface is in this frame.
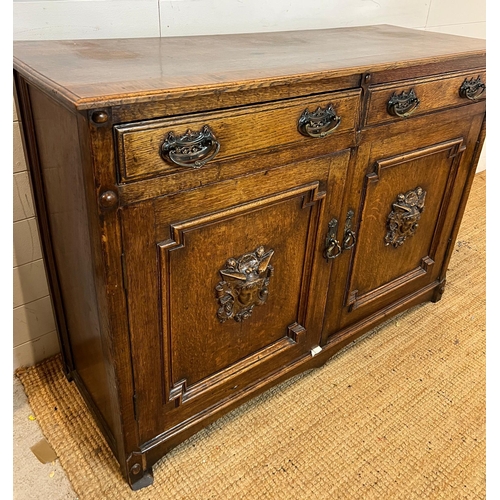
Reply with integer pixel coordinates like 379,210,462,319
14,25,485,110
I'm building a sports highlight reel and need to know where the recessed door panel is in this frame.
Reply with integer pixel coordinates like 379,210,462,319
161,188,317,391
347,138,464,311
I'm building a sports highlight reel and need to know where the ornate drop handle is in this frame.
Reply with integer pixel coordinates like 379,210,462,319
459,76,486,101
160,125,220,168
387,89,420,118
324,218,342,260
298,104,341,138
342,209,357,251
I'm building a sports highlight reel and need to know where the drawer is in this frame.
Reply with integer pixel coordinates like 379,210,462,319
114,90,361,182
365,70,486,126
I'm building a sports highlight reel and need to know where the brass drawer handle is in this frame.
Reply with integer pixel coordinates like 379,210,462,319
459,76,486,101
298,104,341,138
160,125,220,168
387,88,420,118
324,217,342,260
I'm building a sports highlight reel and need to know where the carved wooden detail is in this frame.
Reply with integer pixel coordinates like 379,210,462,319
216,246,274,323
385,187,427,248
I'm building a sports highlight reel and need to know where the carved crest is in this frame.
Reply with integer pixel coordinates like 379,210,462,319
215,246,274,323
385,187,426,248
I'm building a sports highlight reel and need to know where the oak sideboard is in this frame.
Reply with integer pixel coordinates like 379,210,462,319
14,25,486,489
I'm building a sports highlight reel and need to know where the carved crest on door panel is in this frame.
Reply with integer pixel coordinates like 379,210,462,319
216,246,274,323
385,187,426,248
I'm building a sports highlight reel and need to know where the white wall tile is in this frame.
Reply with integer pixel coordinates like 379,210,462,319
159,0,431,37
13,330,60,369
13,171,35,222
13,296,56,347
13,122,27,173
13,218,42,268
13,260,49,308
427,0,485,27
14,1,160,41
425,22,486,39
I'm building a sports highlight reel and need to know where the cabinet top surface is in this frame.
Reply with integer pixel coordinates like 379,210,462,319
14,24,485,110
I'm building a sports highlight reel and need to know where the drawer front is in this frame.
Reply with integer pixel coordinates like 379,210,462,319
365,70,486,126
114,90,360,182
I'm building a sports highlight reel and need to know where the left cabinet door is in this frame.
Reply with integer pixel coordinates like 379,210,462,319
120,151,349,443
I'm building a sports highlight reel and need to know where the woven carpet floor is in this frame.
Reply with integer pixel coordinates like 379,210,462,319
16,171,486,500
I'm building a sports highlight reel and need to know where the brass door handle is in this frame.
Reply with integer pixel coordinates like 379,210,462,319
324,210,357,260
342,209,357,251
324,218,342,260
160,125,220,168
298,104,341,138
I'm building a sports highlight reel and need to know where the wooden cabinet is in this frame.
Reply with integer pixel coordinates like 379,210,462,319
14,25,486,490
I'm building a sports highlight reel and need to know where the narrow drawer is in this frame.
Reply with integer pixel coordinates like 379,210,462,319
114,89,361,182
365,70,486,126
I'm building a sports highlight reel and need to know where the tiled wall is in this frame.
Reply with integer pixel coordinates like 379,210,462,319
13,99,60,368
13,0,486,369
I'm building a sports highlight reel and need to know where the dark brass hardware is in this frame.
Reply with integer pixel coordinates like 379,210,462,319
216,246,274,323
298,104,341,138
342,209,357,250
324,218,342,260
387,88,420,118
160,125,220,168
385,186,426,248
459,76,486,101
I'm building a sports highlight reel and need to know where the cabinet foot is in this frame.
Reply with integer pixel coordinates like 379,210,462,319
129,469,154,491
432,279,446,303
127,452,154,490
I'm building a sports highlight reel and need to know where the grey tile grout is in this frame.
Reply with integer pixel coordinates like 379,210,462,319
13,256,44,272
14,329,57,350
13,294,51,311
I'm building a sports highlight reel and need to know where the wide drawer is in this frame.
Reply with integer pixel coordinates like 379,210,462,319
114,89,361,182
365,70,486,126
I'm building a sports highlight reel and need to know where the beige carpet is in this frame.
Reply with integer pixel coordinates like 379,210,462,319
16,171,486,500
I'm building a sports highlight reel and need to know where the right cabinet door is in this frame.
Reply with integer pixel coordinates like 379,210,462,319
322,108,485,340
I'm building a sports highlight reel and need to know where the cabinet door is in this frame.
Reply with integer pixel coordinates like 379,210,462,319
121,151,349,442
322,111,484,340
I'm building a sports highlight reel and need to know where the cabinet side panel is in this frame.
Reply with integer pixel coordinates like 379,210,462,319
27,84,116,440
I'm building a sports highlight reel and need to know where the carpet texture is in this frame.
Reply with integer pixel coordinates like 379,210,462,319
16,171,486,500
